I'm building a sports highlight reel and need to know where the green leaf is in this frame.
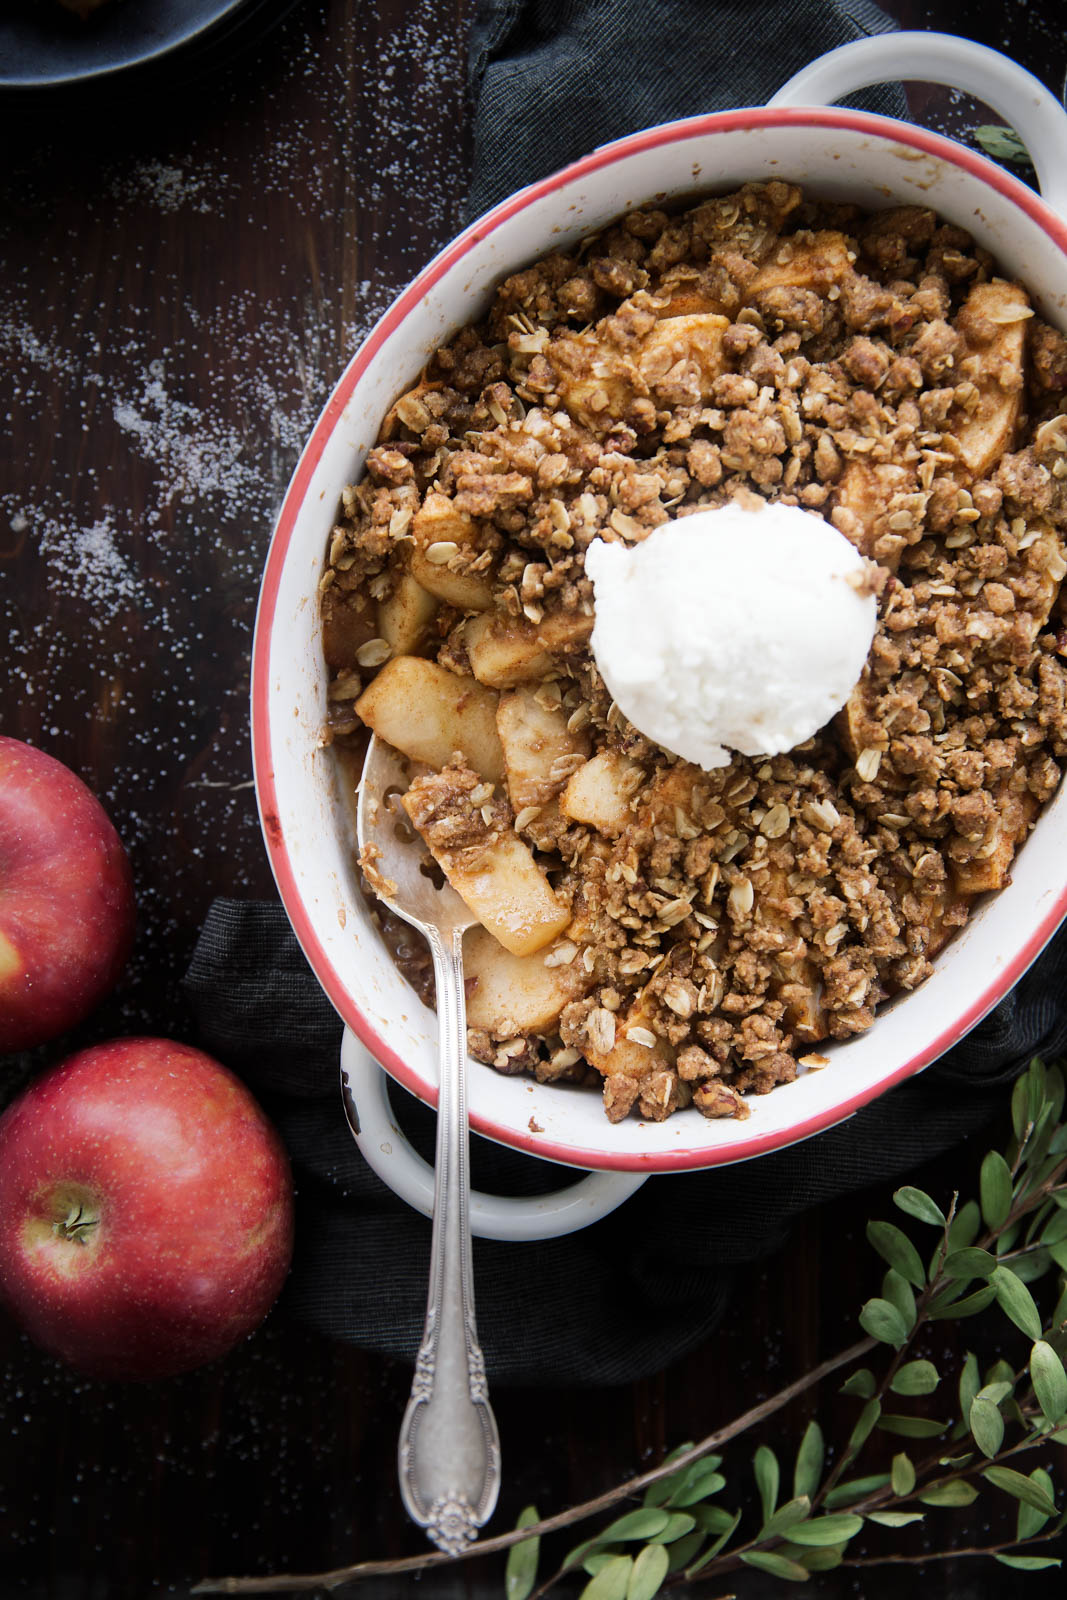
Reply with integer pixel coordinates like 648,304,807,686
890,1452,915,1495
600,1510,671,1544
792,1545,846,1572
928,1283,996,1320
668,1466,725,1508
1041,1208,1067,1246
1028,1056,1049,1116
877,1414,949,1438
973,123,1032,163
883,1268,917,1329
584,1554,623,1577
787,1513,864,1547
565,1537,603,1572
1018,1468,1055,1540
970,1395,1005,1459
891,1360,940,1397
824,1473,890,1509
866,1510,925,1527
739,1550,809,1582
665,1532,704,1574
918,1480,979,1507
690,1505,737,1535
1050,1239,1067,1272
867,1220,926,1288
992,1265,1044,1340
793,1420,824,1502
975,1381,1014,1406
894,1186,945,1226
980,1149,1013,1230
761,1496,812,1540
506,1506,541,1600
994,1555,1062,1571
1003,1249,1052,1285
626,1543,669,1600
1030,1337,1062,1427
646,1514,695,1545
943,1246,997,1281
642,1443,697,1506
846,1399,882,1460
685,1509,740,1575
580,1556,633,1600
860,1297,909,1348
983,1466,1058,1516
1053,1277,1067,1332
997,1220,1023,1257
840,1368,876,1398
947,1200,982,1251
753,1445,779,1524
959,1351,980,1418
1013,1071,1034,1143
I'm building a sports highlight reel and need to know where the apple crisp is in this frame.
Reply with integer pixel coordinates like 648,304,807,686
322,181,1067,1124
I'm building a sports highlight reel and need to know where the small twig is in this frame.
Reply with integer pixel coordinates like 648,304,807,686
193,1335,876,1594
841,1530,1062,1569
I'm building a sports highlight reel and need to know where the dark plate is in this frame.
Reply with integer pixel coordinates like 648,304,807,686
0,0,257,89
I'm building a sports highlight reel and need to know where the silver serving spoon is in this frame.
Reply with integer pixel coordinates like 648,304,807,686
355,733,501,1556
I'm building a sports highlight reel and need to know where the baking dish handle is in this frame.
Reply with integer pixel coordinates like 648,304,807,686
339,1028,647,1241
768,31,1067,224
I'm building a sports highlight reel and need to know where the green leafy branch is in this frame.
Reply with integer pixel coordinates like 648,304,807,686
194,1060,1067,1597
504,1060,1067,1598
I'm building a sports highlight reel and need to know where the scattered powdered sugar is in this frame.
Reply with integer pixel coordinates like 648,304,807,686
109,159,222,215
113,373,262,515
1,0,473,1001
33,510,144,618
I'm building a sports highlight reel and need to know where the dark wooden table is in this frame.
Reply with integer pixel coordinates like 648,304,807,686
2,2,1066,1596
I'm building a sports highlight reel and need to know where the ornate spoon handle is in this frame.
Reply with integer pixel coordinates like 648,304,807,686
397,923,501,1554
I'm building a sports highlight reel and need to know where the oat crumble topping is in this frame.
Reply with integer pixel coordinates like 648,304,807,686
321,181,1067,1124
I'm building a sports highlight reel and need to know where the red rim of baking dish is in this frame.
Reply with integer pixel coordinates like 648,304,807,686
252,104,1067,1174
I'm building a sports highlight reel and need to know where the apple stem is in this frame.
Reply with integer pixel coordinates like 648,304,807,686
55,1203,98,1244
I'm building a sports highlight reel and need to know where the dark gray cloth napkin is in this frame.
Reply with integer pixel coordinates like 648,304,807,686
184,880,1067,1389
466,0,907,221
184,0,1067,1386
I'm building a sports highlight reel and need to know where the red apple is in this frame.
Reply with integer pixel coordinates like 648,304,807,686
0,738,136,1052
0,1037,294,1379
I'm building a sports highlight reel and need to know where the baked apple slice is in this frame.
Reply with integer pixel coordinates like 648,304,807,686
560,750,645,836
401,764,570,957
376,571,438,658
950,280,1031,478
410,493,494,611
462,607,593,688
464,926,593,1034
496,686,590,812
355,657,504,781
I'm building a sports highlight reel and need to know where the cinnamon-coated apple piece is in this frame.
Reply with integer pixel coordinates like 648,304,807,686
560,749,645,837
376,571,438,658
463,926,593,1034
409,493,494,612
401,765,570,957
950,279,1031,478
355,657,505,782
462,607,593,688
496,685,590,812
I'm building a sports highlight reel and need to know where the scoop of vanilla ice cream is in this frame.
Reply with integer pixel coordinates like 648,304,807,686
584,502,877,770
